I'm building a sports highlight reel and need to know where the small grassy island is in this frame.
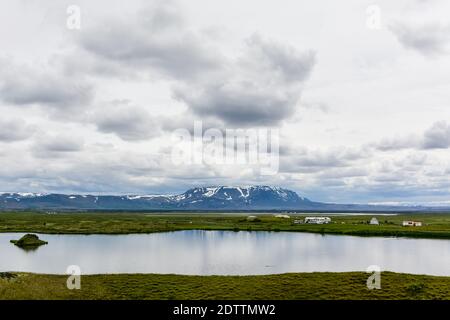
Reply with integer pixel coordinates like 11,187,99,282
10,234,48,248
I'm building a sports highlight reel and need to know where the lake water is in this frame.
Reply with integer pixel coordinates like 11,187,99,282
1,231,449,276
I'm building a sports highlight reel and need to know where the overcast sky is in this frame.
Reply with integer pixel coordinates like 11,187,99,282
1,0,450,203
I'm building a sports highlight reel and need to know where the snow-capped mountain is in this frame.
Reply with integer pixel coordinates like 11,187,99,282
0,186,443,211
167,186,312,209
0,186,314,210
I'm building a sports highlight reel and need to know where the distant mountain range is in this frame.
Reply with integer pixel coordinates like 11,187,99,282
0,186,447,212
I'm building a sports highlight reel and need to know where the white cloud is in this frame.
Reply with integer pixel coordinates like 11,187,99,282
0,119,35,142
390,22,450,57
0,58,94,112
90,100,161,141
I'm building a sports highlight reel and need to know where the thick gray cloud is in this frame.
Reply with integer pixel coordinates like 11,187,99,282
31,135,84,158
244,35,315,83
423,121,450,149
0,59,93,110
390,22,450,56
92,101,161,141
316,167,368,180
280,147,369,173
159,112,223,134
0,119,35,142
372,135,420,151
174,35,316,126
174,84,298,126
78,1,221,80
373,121,450,151
75,2,316,127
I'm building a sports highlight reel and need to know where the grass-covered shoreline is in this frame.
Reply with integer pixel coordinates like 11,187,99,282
0,212,450,239
0,272,449,300
1,213,449,300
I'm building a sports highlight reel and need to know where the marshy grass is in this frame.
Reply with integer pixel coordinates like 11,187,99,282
0,212,450,239
0,272,448,300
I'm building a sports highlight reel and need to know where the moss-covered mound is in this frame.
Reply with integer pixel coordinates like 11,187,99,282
0,272,18,280
10,234,48,248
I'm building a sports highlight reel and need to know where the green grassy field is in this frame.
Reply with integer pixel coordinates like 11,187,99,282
1,212,449,300
0,212,450,238
0,272,448,300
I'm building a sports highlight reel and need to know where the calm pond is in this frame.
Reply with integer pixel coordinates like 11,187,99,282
1,230,449,276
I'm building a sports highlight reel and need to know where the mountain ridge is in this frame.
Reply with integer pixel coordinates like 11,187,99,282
0,186,448,212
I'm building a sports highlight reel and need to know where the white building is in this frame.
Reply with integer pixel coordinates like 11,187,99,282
403,221,422,227
304,217,331,224
370,217,379,225
274,214,290,219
